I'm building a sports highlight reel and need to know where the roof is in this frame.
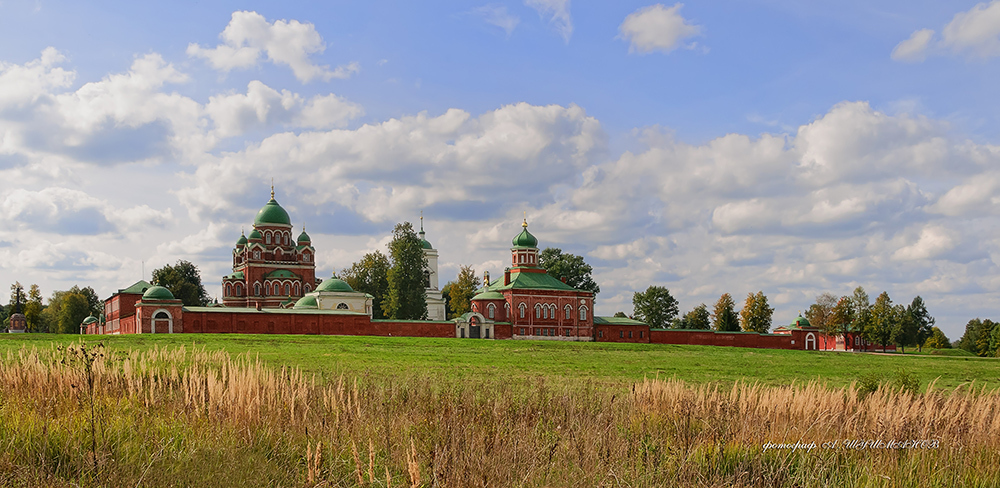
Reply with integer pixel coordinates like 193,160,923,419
266,269,299,280
183,306,367,316
594,316,647,326
118,280,152,295
248,228,262,240
293,295,318,309
236,233,248,246
420,238,433,249
254,197,292,226
81,316,98,325
778,315,814,330
142,285,175,301
316,278,354,293
297,229,311,242
226,271,245,280
484,269,581,292
472,291,505,300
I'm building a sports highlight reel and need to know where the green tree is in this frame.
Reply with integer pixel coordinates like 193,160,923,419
632,286,679,329
383,222,428,320
613,311,628,318
712,293,740,332
151,260,210,306
805,292,838,340
891,304,918,353
680,303,711,330
924,327,951,349
739,291,774,333
538,248,600,297
869,292,896,352
441,282,453,319
447,265,480,318
24,284,44,332
58,292,90,334
908,296,935,352
830,295,854,346
850,287,873,350
340,251,391,319
956,318,984,355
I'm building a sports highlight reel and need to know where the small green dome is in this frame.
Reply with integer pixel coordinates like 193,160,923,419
472,291,505,301
248,228,262,240
236,233,248,246
316,278,354,293
142,285,175,301
420,238,433,249
512,221,538,248
82,316,98,325
297,229,311,243
293,295,318,309
254,197,292,226
791,315,811,328
266,269,299,280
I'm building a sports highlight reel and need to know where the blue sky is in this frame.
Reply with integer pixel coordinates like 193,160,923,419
2,0,1000,339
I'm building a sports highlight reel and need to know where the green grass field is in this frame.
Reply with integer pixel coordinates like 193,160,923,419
1,333,996,390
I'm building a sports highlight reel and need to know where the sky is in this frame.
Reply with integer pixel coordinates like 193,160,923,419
2,0,1000,339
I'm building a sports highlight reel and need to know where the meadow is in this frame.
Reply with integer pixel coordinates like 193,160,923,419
0,335,999,487
0,333,997,390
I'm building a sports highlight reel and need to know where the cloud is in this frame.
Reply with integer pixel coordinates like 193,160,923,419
473,5,520,37
0,188,172,235
892,1,1000,61
187,10,359,82
618,3,702,54
0,47,74,111
205,80,364,137
891,28,934,62
525,0,573,43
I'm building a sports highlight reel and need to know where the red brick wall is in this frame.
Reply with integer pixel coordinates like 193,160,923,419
595,324,651,343
649,330,800,349
179,311,453,338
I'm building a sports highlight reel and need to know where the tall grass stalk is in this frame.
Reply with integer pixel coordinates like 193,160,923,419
0,343,998,487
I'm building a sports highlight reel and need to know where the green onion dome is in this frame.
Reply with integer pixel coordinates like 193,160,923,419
142,285,175,301
791,315,811,328
512,219,538,248
236,232,248,247
254,188,292,226
297,229,311,243
82,316,98,325
316,278,354,293
248,228,262,240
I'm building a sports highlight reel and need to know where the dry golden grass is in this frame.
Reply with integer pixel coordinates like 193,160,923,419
0,342,997,487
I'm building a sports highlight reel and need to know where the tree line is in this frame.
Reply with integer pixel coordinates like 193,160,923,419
4,282,102,334
623,285,948,353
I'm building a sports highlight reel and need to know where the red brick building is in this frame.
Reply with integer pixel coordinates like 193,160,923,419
222,187,317,308
466,219,595,340
100,280,152,334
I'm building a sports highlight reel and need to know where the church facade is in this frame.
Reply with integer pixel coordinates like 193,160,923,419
222,188,317,308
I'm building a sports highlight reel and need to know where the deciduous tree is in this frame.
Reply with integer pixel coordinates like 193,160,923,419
632,286,679,329
340,251,391,319
924,327,951,349
712,293,740,332
680,303,711,330
383,222,428,320
908,296,935,352
850,287,873,350
58,292,90,334
448,265,480,318
739,291,774,334
152,260,210,306
805,292,838,340
830,295,854,347
869,291,897,352
539,248,600,297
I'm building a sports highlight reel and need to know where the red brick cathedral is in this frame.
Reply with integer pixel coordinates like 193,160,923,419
221,187,317,308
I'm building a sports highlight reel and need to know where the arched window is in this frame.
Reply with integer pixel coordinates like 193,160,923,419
266,283,272,296
304,253,311,262
254,283,261,296
294,283,300,295
254,250,260,260
336,303,349,310
235,283,243,297
535,304,542,319
225,284,232,296
154,311,169,319
423,270,430,288
519,303,526,319
579,305,588,321
565,305,572,320
487,303,495,319
265,232,271,244
505,303,510,318
304,284,311,293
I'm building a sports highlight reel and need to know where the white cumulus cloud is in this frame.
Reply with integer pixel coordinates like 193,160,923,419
892,1,1000,61
618,3,702,54
891,28,935,62
187,10,359,83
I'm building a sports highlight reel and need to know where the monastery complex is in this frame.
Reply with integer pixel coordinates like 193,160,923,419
83,190,878,351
